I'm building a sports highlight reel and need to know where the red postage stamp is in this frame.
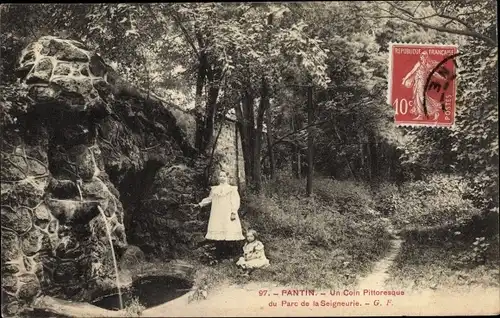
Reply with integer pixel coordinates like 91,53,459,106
388,43,458,127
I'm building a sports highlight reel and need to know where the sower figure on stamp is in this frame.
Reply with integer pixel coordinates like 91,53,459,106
196,170,245,261
402,50,447,120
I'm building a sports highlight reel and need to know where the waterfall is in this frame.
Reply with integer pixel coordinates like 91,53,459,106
97,205,123,310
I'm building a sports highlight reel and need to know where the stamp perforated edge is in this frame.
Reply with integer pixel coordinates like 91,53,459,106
387,42,460,129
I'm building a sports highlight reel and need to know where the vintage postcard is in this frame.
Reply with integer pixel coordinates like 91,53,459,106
1,1,498,317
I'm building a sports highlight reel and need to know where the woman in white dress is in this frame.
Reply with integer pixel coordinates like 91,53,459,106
197,170,245,259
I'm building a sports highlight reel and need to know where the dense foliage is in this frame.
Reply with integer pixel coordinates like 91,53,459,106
1,1,497,219
383,174,481,230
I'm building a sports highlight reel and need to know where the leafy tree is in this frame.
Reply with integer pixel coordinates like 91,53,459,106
0,2,497,203
383,0,498,211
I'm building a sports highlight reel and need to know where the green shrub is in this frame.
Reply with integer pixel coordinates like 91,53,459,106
313,178,375,215
454,236,491,266
124,297,145,317
390,174,481,230
372,182,399,217
260,172,306,198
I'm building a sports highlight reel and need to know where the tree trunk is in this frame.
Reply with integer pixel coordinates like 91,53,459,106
306,85,314,197
368,132,378,181
194,52,207,151
253,123,263,191
358,126,365,179
204,85,219,146
265,94,275,180
365,137,372,182
235,89,255,185
205,120,225,185
293,111,303,178
290,118,299,178
201,66,221,151
253,77,269,192
332,150,338,178
297,150,302,178
195,52,207,109
235,122,241,188
246,90,256,179
235,98,248,179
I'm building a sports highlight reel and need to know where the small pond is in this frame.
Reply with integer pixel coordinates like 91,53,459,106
91,275,193,311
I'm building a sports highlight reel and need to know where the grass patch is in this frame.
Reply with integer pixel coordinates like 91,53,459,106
239,174,392,289
191,260,237,291
386,212,499,290
383,175,499,290
185,175,392,293
124,297,146,317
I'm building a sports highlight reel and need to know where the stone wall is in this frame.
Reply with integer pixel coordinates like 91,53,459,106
1,37,131,316
1,36,189,317
1,36,245,317
212,119,245,188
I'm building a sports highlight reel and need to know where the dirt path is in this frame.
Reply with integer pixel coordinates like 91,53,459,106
143,238,499,316
356,238,403,290
142,282,499,316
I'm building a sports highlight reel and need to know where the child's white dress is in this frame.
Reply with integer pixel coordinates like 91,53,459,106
205,184,245,241
236,240,270,269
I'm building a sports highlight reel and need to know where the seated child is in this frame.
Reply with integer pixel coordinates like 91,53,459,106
236,229,270,275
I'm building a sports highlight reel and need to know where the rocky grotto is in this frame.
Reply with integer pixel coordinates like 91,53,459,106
1,36,243,317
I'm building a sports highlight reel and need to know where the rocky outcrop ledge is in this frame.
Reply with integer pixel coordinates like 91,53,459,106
1,36,205,317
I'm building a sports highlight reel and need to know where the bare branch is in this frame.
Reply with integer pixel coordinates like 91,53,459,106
367,15,397,19
442,19,454,28
436,13,475,31
375,4,497,47
162,7,200,58
384,1,415,17
394,13,497,46
271,117,333,148
411,14,439,20
412,1,423,16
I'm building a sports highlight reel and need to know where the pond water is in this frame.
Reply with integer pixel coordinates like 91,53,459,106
91,275,193,311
